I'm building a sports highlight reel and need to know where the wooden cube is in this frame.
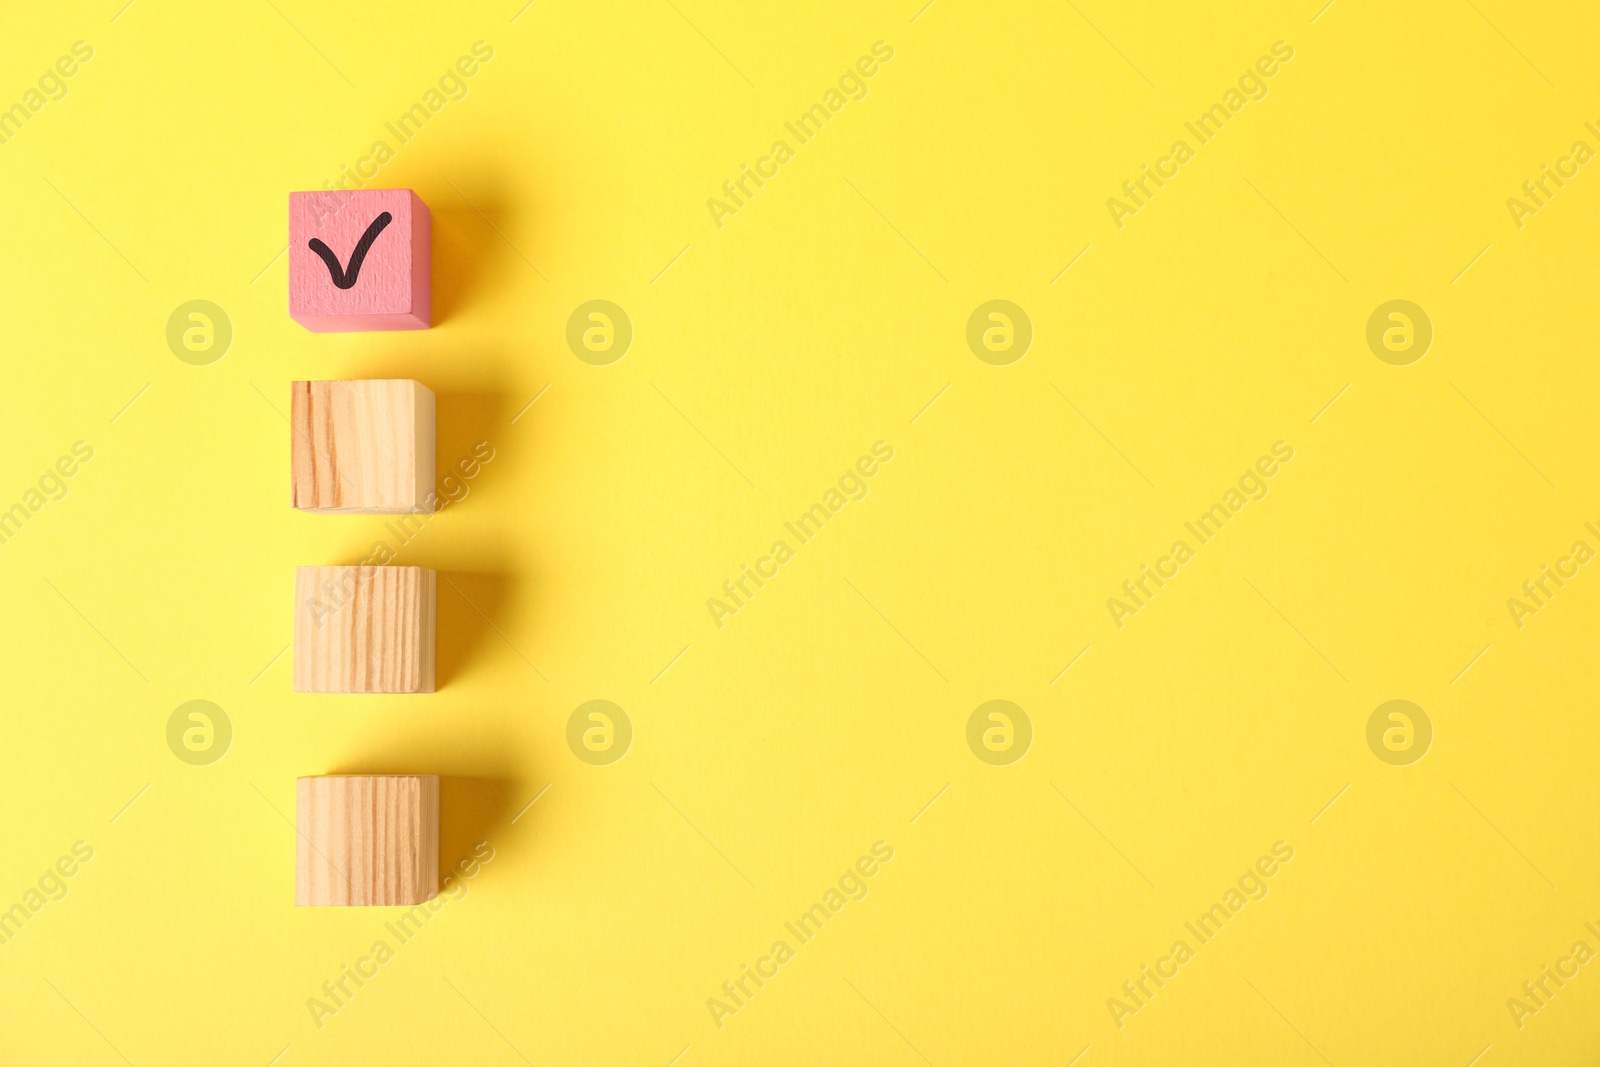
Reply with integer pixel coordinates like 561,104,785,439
291,380,435,514
289,188,430,331
296,775,439,906
294,566,436,693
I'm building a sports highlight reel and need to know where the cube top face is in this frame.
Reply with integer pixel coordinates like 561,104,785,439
289,188,431,332
296,775,440,906
294,566,436,694
291,379,436,514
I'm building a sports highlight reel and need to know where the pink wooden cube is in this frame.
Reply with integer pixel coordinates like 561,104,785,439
289,188,430,332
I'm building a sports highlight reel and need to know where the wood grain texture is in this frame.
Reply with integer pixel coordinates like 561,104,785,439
295,775,439,906
291,380,435,513
294,566,436,693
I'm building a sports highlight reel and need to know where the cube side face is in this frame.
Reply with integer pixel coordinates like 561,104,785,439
296,776,439,906
413,383,436,511
289,382,335,510
418,570,437,693
290,380,434,513
289,189,430,332
292,567,327,693
417,775,440,894
294,566,436,693
408,191,432,327
294,778,315,905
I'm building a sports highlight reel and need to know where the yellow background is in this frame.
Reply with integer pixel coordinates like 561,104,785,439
2,0,1598,1063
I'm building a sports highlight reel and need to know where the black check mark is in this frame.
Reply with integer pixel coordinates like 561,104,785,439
308,212,393,290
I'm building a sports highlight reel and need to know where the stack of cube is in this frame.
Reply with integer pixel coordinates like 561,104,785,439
287,187,442,908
